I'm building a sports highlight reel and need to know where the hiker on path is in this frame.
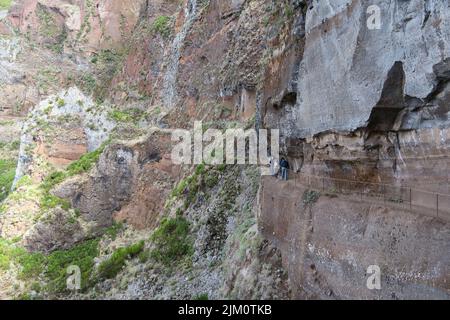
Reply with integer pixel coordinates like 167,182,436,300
280,157,289,181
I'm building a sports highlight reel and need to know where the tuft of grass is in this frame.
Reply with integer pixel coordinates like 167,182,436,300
97,241,145,280
138,250,151,263
56,98,66,108
151,216,193,265
40,171,66,193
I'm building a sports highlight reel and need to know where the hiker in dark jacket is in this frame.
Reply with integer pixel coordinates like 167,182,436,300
280,158,289,181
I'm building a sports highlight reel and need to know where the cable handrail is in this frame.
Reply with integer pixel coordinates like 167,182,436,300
269,166,450,220
287,169,450,197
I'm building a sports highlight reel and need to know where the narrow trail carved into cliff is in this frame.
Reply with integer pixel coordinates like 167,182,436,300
295,202,313,297
290,171,450,222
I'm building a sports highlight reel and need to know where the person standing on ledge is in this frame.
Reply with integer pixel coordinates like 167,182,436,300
280,157,289,181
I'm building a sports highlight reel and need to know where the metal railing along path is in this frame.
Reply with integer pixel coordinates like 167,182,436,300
268,169,450,221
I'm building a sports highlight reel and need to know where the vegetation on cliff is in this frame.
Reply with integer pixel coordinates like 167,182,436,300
0,159,16,202
0,0,11,10
150,216,193,266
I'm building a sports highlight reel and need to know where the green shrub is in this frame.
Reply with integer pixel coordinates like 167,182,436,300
36,5,59,37
45,239,100,292
284,4,294,18
0,238,19,270
205,171,219,188
0,159,16,202
1,237,100,293
168,164,211,210
151,216,193,265
138,250,151,263
17,252,46,280
172,179,189,198
195,163,206,175
194,293,209,300
152,16,172,38
97,241,145,279
303,190,321,205
66,144,106,176
0,0,12,10
79,74,96,93
104,222,124,240
217,164,227,172
41,171,66,193
108,108,146,124
97,49,120,64
41,143,107,193
87,49,124,100
8,140,20,151
40,193,71,211
43,105,53,115
15,175,32,189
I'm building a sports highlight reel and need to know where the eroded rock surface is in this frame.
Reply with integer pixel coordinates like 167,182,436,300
259,177,450,299
273,0,450,137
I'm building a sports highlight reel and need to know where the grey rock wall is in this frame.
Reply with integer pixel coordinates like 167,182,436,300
286,0,450,137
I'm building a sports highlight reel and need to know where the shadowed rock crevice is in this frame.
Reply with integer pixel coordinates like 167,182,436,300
271,91,298,111
367,61,406,132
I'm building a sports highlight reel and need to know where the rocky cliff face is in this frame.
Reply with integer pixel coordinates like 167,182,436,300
0,0,449,300
277,0,449,136
8,0,145,54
